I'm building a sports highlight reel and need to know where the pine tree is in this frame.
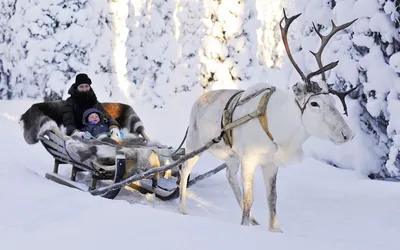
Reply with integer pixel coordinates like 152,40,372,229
125,0,142,98
172,0,205,93
199,0,229,89
285,0,400,179
199,0,262,89
222,0,260,86
135,0,178,108
256,0,287,69
0,0,131,101
3,0,96,100
0,0,15,99
370,0,400,178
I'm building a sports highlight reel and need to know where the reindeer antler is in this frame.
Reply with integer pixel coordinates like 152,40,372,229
280,9,358,116
279,9,306,82
280,9,337,93
308,17,358,116
308,18,358,81
328,85,359,116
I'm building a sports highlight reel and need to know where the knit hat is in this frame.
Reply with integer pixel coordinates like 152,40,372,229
75,73,92,86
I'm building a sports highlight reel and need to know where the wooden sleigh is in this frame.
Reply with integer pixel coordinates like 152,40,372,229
21,101,226,200
40,129,186,200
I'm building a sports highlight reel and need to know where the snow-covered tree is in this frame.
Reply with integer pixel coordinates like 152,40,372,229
135,0,179,108
104,0,134,102
4,0,94,100
0,0,134,101
199,0,229,89
1,0,399,181
125,0,143,93
362,0,400,179
223,0,261,86
199,0,261,89
283,0,400,179
0,0,15,99
255,0,287,70
171,0,205,93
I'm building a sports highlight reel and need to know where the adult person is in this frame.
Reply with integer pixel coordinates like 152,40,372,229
62,73,121,140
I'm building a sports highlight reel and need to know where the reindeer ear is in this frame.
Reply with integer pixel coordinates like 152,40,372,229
292,82,307,100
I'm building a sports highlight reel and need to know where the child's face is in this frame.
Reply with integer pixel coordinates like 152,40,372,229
88,113,100,123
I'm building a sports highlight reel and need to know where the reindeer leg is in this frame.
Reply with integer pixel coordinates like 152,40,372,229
261,164,282,233
225,160,259,225
240,159,257,226
179,155,200,215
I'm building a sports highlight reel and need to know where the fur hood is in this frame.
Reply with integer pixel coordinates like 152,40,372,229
82,108,105,125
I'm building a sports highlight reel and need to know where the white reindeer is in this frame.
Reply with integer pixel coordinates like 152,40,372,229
177,9,358,232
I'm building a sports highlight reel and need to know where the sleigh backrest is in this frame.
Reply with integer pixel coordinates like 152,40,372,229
20,100,142,144
102,102,138,129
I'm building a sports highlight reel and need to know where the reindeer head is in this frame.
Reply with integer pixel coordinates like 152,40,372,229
280,9,358,144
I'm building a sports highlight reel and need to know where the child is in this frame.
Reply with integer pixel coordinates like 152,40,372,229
81,108,110,138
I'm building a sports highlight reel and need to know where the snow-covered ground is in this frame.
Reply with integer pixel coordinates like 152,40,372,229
1,97,400,250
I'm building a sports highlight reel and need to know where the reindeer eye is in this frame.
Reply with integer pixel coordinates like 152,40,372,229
310,102,319,107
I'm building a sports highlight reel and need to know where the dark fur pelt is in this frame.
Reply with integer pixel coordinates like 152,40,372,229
20,101,145,145
19,101,65,145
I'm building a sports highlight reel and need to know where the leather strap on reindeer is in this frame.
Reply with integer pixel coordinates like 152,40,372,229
221,87,277,147
221,91,245,147
257,87,276,141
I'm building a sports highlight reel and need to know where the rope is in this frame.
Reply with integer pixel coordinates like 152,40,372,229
157,126,189,158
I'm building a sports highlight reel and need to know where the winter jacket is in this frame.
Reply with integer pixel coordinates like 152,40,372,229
62,83,120,136
81,108,110,137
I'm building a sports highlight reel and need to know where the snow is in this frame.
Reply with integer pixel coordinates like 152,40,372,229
353,0,379,18
369,12,399,43
1,0,400,248
2,97,400,250
389,52,400,73
1,0,398,176
279,0,400,177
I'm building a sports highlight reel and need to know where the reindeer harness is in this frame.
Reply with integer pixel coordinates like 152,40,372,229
221,87,276,147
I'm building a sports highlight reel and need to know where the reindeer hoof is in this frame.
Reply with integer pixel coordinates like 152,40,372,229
179,207,188,215
241,218,251,226
269,227,283,233
250,217,260,226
